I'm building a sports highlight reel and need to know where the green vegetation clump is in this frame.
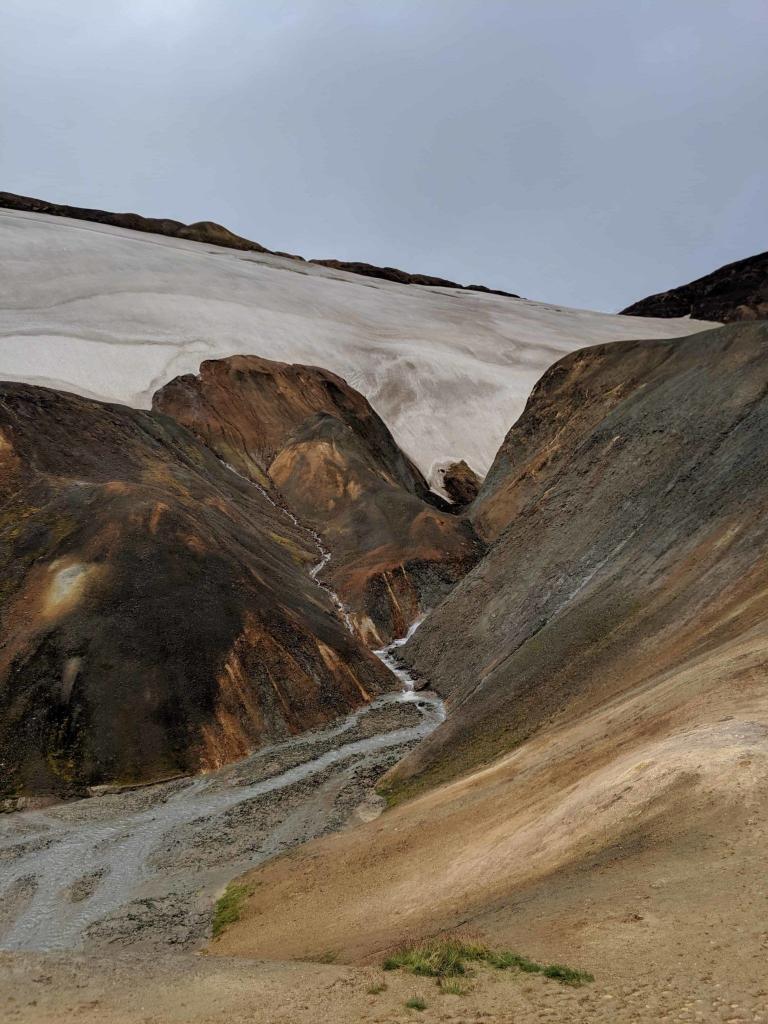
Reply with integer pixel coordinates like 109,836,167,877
366,981,387,995
211,883,250,938
439,978,472,995
383,935,593,987
405,996,428,1011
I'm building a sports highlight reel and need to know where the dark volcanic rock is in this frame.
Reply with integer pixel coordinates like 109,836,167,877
307,259,462,288
621,250,768,323
0,384,391,800
154,356,484,645
380,322,768,801
0,190,275,255
310,259,520,297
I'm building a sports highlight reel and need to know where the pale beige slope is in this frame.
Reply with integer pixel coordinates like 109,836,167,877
210,612,768,998
0,207,710,484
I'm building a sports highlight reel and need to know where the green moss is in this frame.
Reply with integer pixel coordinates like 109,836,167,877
405,996,428,1011
211,883,251,938
267,530,314,563
382,936,593,987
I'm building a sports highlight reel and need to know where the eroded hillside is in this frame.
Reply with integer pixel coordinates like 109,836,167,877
0,382,394,801
211,325,768,1017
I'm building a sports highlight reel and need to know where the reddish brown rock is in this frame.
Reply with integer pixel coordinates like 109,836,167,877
438,460,482,508
0,383,391,800
154,356,484,645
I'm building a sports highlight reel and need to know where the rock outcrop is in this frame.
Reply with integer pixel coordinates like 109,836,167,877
437,459,482,508
0,383,392,801
384,321,768,798
308,258,520,297
621,250,768,322
154,356,484,645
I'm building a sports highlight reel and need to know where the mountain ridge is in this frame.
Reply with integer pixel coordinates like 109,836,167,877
621,249,768,322
0,190,518,297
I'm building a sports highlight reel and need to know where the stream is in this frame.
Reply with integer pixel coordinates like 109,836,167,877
0,474,444,953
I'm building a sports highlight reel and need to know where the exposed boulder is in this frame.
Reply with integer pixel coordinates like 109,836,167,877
438,459,482,508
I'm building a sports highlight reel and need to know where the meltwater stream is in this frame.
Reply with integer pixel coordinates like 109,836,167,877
0,460,442,951
0,632,441,952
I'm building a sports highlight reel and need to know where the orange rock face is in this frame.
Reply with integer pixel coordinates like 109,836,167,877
154,356,484,646
0,383,392,800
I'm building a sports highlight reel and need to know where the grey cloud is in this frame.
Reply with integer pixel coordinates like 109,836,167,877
2,0,766,310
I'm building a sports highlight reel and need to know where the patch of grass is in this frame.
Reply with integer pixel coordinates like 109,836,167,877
382,934,593,987
366,981,387,995
439,977,472,995
542,963,594,985
211,883,250,938
405,995,428,1011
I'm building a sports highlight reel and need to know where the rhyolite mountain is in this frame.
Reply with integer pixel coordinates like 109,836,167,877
0,381,401,802
384,320,768,797
622,250,768,323
153,355,483,645
0,345,485,802
213,322,768,971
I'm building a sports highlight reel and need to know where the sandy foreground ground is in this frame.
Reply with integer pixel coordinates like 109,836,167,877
1,783,766,1024
3,645,767,1021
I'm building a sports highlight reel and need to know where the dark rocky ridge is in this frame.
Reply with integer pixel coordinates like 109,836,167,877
621,250,768,322
307,258,519,297
0,191,519,297
0,190,273,255
0,383,394,802
154,356,484,646
380,321,768,801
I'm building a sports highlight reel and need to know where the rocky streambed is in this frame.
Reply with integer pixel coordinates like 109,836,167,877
0,675,442,954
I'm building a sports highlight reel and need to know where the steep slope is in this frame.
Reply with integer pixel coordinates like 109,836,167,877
212,324,768,1001
621,249,768,322
389,321,768,795
154,355,482,644
0,383,391,802
0,206,711,486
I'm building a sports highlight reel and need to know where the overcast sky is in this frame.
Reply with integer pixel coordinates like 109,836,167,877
1,1,765,311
